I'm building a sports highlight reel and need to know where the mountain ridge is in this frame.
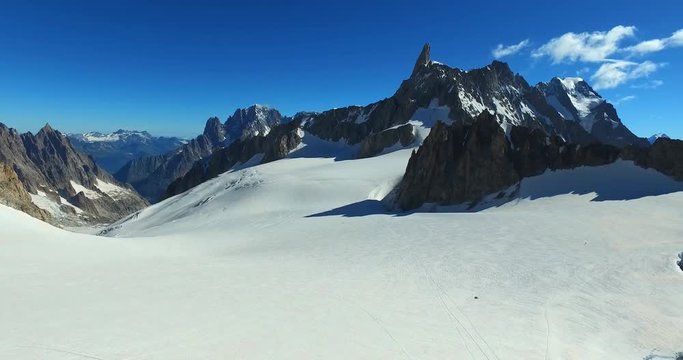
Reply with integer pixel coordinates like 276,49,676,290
143,44,651,201
0,122,148,225
68,129,186,174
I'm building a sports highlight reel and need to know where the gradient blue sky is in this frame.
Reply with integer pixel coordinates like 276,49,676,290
0,0,681,138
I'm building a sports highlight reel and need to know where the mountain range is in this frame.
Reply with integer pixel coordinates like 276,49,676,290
106,43,655,205
2,43,682,226
67,130,186,174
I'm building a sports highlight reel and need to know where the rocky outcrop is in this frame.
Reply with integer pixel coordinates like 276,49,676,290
203,117,226,145
0,163,52,223
165,120,303,198
396,112,622,210
397,113,519,210
622,138,683,181
0,123,148,225
117,105,285,202
357,124,416,158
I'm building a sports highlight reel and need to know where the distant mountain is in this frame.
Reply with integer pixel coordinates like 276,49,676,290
68,129,186,174
115,105,286,201
648,133,670,144
0,123,148,225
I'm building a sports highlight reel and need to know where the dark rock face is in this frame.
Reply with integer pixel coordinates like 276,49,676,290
622,138,683,181
117,105,285,202
68,130,186,174
357,124,416,158
397,113,519,210
165,120,303,198
411,43,431,77
202,117,226,145
397,112,621,210
0,123,148,225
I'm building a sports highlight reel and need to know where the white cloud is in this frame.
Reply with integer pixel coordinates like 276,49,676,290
613,95,636,105
532,25,636,63
492,39,530,58
672,29,683,45
625,39,666,55
630,79,664,89
591,60,659,90
624,28,683,55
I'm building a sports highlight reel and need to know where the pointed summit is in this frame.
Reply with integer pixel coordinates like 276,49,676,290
203,117,226,145
37,123,59,138
40,123,54,132
411,43,431,77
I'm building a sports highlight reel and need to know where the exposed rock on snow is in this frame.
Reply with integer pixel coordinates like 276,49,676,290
357,123,415,158
165,120,303,198
397,111,621,210
622,137,683,181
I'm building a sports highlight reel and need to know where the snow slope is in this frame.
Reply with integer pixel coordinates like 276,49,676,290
2,148,683,359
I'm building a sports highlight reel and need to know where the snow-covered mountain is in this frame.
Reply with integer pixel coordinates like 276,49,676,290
648,133,670,144
156,44,651,202
2,43,683,360
290,44,646,155
68,129,186,174
539,77,644,146
70,129,154,143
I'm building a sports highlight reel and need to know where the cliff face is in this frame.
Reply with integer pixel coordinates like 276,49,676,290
0,123,148,225
622,138,683,181
396,112,622,210
0,163,52,223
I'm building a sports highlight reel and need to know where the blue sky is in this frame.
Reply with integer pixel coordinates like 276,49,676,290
0,0,681,139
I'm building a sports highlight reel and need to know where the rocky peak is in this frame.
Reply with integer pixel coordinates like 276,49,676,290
411,43,431,77
225,105,283,141
37,123,59,137
489,60,514,79
203,117,226,145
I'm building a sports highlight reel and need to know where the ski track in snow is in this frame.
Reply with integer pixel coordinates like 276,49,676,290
2,147,683,359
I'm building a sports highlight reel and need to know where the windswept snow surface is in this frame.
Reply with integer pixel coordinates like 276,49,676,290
2,149,683,360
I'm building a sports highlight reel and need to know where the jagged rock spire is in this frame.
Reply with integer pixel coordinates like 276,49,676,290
411,43,431,77
203,117,226,145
